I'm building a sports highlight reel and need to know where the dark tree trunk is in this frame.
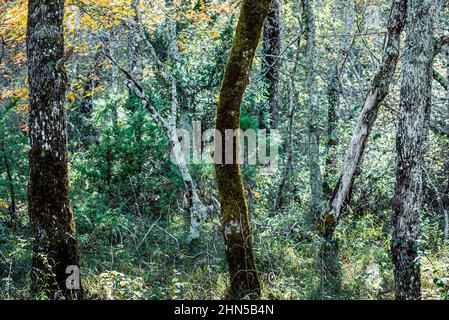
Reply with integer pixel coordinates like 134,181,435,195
0,140,17,223
215,0,272,299
27,0,81,298
392,0,434,300
303,0,323,226
263,0,281,129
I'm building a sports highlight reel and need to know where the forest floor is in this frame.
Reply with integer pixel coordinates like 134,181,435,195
1,205,448,300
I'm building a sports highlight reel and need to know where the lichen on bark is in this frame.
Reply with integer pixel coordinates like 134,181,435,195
27,0,81,299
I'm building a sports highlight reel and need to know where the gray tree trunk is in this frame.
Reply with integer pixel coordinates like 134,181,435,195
320,0,407,237
392,0,435,300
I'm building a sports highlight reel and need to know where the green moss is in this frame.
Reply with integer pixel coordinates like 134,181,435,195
214,0,273,299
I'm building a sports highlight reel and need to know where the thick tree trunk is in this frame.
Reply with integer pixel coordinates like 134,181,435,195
215,0,272,298
263,0,281,129
27,0,81,298
303,0,323,225
392,0,434,300
320,0,407,237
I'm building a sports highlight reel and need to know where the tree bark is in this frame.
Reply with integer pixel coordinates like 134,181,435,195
263,0,281,129
392,0,435,300
320,0,407,237
215,0,272,298
27,0,81,298
303,0,323,225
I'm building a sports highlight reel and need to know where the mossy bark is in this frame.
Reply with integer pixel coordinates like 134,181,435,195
27,0,81,299
215,0,272,299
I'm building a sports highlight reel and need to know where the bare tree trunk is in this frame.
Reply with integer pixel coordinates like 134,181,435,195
215,0,272,299
320,0,407,237
303,0,323,225
27,0,81,298
392,0,435,300
314,0,406,300
263,0,281,129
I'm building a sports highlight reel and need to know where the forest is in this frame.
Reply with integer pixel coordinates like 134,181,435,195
0,0,449,301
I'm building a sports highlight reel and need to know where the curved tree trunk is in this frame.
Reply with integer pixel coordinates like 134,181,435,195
392,0,434,300
316,0,407,299
215,0,272,299
27,0,81,298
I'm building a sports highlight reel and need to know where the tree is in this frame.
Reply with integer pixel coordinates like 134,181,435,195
303,0,323,226
391,0,434,300
320,0,407,239
262,0,282,129
317,0,407,299
26,0,81,298
215,0,272,298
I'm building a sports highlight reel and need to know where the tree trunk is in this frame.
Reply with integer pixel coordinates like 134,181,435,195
315,0,407,299
263,0,281,129
0,140,17,223
323,68,340,197
392,0,434,300
444,47,449,244
215,0,272,299
274,79,295,211
27,0,81,298
303,0,323,225
320,0,407,237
